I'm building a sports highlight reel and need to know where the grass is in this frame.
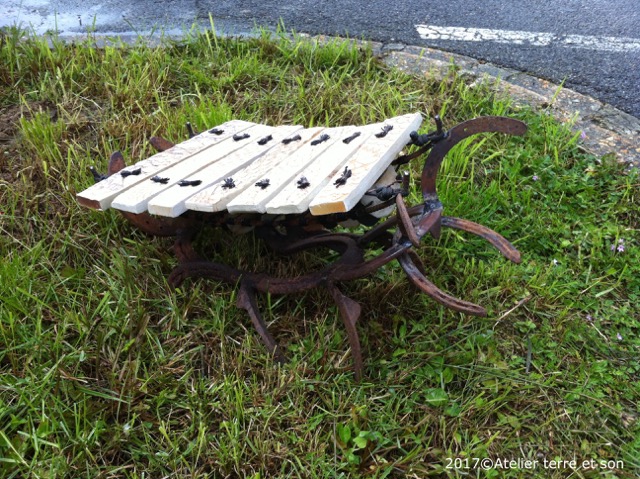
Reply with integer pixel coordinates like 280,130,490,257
1,24,639,478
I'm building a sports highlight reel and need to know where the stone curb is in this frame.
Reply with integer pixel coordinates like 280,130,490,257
379,42,640,169
314,35,639,169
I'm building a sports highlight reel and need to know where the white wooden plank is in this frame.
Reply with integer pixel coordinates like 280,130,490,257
308,113,422,216
264,123,382,215
183,127,323,214
76,120,254,210
111,124,289,214
226,127,348,214
146,125,304,217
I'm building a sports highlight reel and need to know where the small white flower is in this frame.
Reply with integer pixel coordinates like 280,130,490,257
617,333,623,341
552,259,559,266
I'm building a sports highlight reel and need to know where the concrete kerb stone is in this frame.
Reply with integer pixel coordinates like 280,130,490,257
377,41,640,169
314,35,639,169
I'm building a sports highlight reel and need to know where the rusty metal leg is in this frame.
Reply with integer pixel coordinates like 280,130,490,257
441,216,521,264
237,282,286,363
406,249,427,276
395,194,420,248
327,282,364,381
173,228,203,263
398,252,487,316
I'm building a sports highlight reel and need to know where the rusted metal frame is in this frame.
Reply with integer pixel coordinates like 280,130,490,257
169,229,401,294
167,221,418,379
168,229,374,378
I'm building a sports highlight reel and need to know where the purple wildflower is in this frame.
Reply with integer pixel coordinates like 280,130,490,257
612,238,625,253
532,175,539,181
580,131,587,140
617,333,623,341
586,314,593,322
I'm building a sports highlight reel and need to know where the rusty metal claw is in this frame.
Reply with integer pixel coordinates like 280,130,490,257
327,282,364,380
395,194,420,248
237,283,286,363
441,216,521,263
398,252,487,316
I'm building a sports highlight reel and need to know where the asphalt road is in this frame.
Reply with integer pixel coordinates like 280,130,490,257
2,0,639,118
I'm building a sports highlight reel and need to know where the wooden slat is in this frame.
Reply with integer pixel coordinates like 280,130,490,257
183,127,323,214
226,127,348,214
146,125,304,217
76,120,254,210
264,123,381,215
111,124,295,214
308,113,422,216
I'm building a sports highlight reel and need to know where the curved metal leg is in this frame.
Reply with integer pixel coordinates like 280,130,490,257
395,194,420,248
441,216,521,264
398,252,487,316
327,282,364,381
237,282,286,363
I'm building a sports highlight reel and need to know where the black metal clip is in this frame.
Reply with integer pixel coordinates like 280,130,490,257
311,134,330,146
178,179,202,187
409,115,446,146
120,167,142,178
222,178,236,189
375,125,393,138
334,166,352,187
151,175,169,184
297,176,310,189
186,122,196,139
365,172,410,201
89,166,107,183
233,133,250,141
255,179,270,189
343,131,361,144
282,134,301,145
258,135,273,145
209,128,224,135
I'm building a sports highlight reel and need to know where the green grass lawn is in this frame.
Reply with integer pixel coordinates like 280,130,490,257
1,25,639,478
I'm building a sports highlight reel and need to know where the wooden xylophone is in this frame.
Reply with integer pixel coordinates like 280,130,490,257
77,113,423,218
78,113,527,380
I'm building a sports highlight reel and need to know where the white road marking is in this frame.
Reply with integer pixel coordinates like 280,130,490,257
415,25,640,53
